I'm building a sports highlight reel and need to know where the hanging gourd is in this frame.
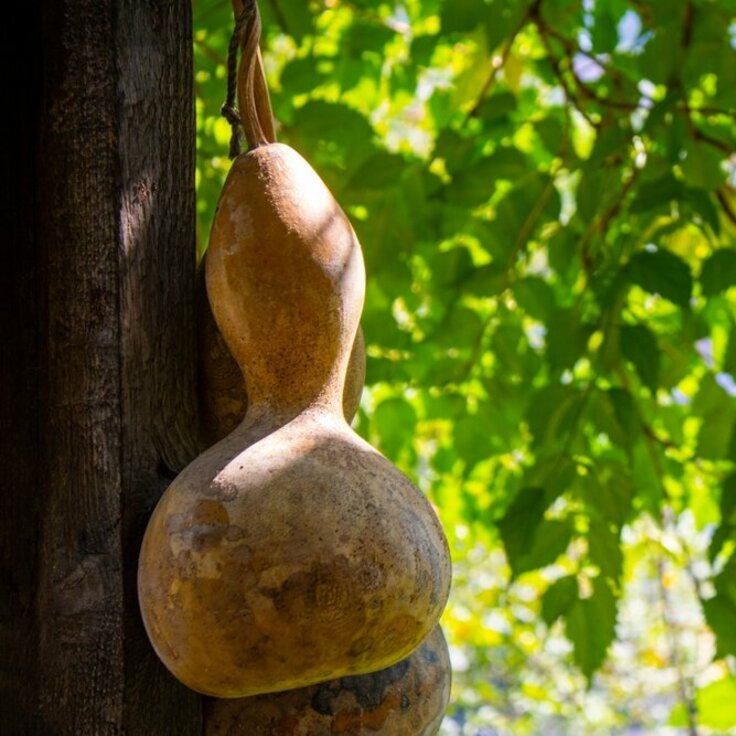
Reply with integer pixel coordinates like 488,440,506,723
196,263,451,733
138,0,451,699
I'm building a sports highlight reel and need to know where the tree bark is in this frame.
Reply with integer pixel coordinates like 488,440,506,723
0,1,201,733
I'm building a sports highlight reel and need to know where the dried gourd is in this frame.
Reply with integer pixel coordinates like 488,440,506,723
137,2,451,698
204,625,451,736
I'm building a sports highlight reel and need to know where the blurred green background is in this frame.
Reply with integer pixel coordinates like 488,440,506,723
193,0,736,732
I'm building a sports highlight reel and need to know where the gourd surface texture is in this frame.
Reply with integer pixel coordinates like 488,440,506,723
138,143,451,697
204,625,451,735
196,263,366,445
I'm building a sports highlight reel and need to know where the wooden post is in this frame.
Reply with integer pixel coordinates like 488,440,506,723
0,1,202,732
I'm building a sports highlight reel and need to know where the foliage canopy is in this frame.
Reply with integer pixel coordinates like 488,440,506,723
194,0,736,731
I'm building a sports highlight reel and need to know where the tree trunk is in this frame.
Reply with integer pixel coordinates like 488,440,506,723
0,1,201,733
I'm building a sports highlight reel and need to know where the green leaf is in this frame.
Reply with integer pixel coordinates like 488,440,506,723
486,146,528,179
431,246,475,289
701,249,736,296
445,157,498,206
692,373,729,417
581,460,634,528
454,408,513,467
498,487,547,572
542,576,578,626
671,677,736,730
547,227,579,278
696,409,734,460
346,151,408,191
627,249,693,308
524,456,578,504
476,91,517,123
546,308,593,371
620,323,660,393
725,325,736,376
434,129,476,173
706,556,736,657
534,115,566,156
592,8,618,53
630,174,683,214
434,306,484,349
342,20,394,55
588,521,624,581
639,26,680,84
565,577,618,681
513,277,556,321
526,384,585,451
440,0,487,33
608,388,639,442
511,519,574,578
680,140,725,190
577,167,621,222
721,472,736,528
704,595,736,657
280,57,328,96
274,0,313,41
483,0,529,50
410,34,437,66
631,441,665,510
686,189,721,234
494,174,561,252
291,100,374,154
374,398,417,458
710,473,736,560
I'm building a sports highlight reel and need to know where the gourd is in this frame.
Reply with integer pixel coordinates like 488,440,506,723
204,625,451,736
196,275,450,735
137,0,451,699
196,262,366,445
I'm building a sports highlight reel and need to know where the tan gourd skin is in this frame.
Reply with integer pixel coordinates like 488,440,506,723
204,625,451,735
196,262,366,446
138,143,451,697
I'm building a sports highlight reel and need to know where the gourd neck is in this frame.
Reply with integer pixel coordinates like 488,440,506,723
239,352,350,423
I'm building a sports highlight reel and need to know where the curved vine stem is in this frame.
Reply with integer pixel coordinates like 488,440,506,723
224,0,277,155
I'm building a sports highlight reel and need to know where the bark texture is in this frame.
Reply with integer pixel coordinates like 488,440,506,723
0,1,201,733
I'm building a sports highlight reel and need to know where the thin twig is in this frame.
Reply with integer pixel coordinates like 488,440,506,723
717,189,736,227
693,129,733,155
467,0,542,120
535,21,599,128
579,165,640,261
656,555,700,736
537,18,735,118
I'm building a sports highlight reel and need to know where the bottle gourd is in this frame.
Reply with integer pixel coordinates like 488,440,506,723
196,246,450,731
138,56,451,697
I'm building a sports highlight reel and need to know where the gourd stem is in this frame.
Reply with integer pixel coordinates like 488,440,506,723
253,48,277,143
234,0,277,150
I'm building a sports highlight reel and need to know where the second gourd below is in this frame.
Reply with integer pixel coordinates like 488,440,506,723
205,625,451,736
138,142,452,697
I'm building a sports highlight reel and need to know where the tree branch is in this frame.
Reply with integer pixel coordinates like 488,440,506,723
536,19,735,118
467,0,541,119
535,20,600,128
656,555,700,736
717,189,736,227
